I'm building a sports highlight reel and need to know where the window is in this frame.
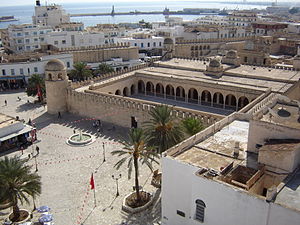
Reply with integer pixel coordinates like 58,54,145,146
34,38,38,42
40,37,44,41
25,32,29,36
159,42,162,47
17,32,22,36
2,69,6,75
195,199,206,222
11,69,15,75
25,39,30,43
147,42,150,47
34,67,38,73
67,62,70,68
54,41,59,45
33,31,38,35
40,31,44,34
141,43,144,48
153,42,156,47
17,39,22,44
177,210,185,217
20,68,24,75
62,40,66,44
26,46,31,50
134,43,137,46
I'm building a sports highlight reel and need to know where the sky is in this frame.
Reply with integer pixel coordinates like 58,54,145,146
1,0,299,7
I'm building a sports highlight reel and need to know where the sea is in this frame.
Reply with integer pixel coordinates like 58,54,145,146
0,1,271,29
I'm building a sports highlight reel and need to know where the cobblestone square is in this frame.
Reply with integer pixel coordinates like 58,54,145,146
0,90,161,225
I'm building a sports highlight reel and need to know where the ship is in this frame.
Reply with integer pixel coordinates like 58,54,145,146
0,16,18,22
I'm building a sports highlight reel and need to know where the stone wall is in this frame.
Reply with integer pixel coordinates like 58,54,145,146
66,89,224,128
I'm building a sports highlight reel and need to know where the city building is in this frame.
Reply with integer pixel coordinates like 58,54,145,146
228,10,259,27
0,53,73,89
252,22,288,36
32,0,70,27
161,94,300,225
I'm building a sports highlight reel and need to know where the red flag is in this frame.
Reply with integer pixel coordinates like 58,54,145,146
90,173,95,190
37,85,42,98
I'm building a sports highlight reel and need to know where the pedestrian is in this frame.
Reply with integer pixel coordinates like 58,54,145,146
20,146,24,155
36,146,40,155
17,96,21,101
4,100,7,106
58,111,61,119
73,129,76,134
28,118,32,126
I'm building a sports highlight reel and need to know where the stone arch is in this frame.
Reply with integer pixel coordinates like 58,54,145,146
199,46,202,50
225,94,237,108
115,89,121,95
130,84,135,95
176,86,185,101
188,88,198,103
166,84,175,99
123,87,129,96
191,46,194,51
156,83,164,97
213,92,224,107
58,73,63,80
203,46,207,50
146,81,154,95
238,96,249,108
48,73,53,80
201,90,211,105
195,46,198,51
138,80,145,94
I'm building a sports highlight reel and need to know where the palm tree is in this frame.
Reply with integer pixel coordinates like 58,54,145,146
0,156,41,222
111,128,159,203
181,117,204,137
94,63,114,76
26,74,45,102
69,62,93,81
144,105,184,154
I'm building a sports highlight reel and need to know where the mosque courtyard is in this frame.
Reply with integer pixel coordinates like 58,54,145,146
0,90,161,225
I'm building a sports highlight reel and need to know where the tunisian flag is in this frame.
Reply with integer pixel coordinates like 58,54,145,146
90,173,95,190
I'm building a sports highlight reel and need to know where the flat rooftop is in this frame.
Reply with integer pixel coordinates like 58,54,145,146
275,168,300,212
175,120,249,171
261,102,300,129
154,59,299,93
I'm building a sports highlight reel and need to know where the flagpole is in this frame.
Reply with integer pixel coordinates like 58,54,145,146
93,186,96,208
90,173,96,208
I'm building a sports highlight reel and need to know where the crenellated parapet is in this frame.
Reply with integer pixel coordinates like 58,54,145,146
70,63,149,89
60,42,131,52
176,36,254,45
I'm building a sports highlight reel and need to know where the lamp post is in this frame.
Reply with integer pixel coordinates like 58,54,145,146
102,142,106,162
112,174,121,197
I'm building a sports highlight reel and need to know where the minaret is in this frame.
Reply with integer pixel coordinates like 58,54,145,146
45,59,69,114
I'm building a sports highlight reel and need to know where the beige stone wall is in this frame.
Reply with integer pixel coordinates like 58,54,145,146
46,80,69,114
71,47,139,63
66,89,224,128
247,120,300,153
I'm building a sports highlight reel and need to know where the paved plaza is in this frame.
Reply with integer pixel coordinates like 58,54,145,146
0,90,161,225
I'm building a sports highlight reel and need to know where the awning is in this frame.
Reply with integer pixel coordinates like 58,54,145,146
0,76,28,80
0,125,34,142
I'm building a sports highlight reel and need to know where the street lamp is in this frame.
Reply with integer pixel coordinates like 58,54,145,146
102,142,106,162
112,174,121,197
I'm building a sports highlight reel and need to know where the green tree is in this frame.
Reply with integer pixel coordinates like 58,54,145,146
94,63,114,76
26,74,45,102
111,128,159,203
0,156,41,222
69,62,93,81
181,117,204,137
144,105,184,154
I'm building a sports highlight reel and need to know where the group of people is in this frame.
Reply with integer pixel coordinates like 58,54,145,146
93,119,102,133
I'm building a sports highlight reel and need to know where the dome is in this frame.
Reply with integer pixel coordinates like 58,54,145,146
294,55,300,60
45,59,65,71
226,50,237,59
209,59,221,68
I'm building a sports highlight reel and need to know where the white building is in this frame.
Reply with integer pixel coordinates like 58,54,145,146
116,32,164,55
287,23,300,34
3,24,53,53
87,58,141,72
32,0,70,27
0,53,73,84
194,16,229,26
44,31,106,50
228,10,258,27
162,96,300,225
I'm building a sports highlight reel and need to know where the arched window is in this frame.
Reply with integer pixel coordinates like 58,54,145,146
195,199,206,222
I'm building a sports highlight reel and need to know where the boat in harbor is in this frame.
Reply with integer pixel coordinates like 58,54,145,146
0,16,18,22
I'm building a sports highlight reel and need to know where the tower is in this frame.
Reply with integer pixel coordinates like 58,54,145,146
45,59,69,114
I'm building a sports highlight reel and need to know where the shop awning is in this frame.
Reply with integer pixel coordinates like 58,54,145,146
0,125,33,142
0,76,27,80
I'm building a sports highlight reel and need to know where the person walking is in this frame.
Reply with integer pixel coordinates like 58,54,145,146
36,146,40,155
4,100,7,106
58,111,61,119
